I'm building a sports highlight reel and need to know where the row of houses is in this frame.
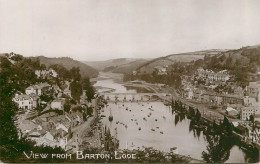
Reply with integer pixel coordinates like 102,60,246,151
182,87,244,106
35,69,58,79
194,68,230,82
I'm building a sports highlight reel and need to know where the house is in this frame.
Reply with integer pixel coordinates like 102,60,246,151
12,94,34,110
56,123,69,133
28,130,41,138
246,125,260,143
19,120,39,134
52,85,61,94
244,96,257,106
51,99,65,110
241,106,260,120
220,94,243,105
35,69,58,78
226,107,238,116
153,66,167,75
25,83,50,96
195,69,230,82
44,131,54,141
246,82,260,101
63,81,72,97
187,89,193,100
233,86,244,97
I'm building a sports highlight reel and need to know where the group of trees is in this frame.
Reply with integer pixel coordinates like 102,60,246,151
123,69,182,89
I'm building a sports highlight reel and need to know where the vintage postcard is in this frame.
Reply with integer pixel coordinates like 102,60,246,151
0,0,260,163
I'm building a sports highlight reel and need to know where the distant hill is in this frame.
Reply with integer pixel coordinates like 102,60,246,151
84,58,150,74
136,49,229,74
30,56,99,78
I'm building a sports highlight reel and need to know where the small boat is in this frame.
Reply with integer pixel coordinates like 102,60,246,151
108,109,113,122
126,107,128,111
156,127,159,129
139,127,141,130
151,128,155,131
155,119,157,121
148,115,150,117
101,115,106,117
160,131,163,134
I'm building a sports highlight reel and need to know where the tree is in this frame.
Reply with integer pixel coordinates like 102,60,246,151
70,80,83,102
202,135,231,163
82,77,95,102
70,67,81,81
87,106,93,116
64,98,71,113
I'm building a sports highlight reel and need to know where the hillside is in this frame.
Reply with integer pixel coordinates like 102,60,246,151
84,58,150,74
30,56,99,78
136,49,229,74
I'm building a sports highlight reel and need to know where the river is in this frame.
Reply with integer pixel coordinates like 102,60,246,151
93,72,258,163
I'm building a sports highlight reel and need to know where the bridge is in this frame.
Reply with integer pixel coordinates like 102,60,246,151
99,92,171,102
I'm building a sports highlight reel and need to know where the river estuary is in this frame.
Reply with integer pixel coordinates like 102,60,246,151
93,72,258,163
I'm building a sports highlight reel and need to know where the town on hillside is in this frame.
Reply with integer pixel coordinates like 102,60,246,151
126,49,260,146
1,53,118,155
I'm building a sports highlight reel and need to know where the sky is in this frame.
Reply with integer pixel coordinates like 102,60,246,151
0,0,260,61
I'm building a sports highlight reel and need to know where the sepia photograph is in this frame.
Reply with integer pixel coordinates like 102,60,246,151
0,0,260,163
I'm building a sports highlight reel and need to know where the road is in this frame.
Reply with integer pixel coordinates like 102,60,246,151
67,99,98,145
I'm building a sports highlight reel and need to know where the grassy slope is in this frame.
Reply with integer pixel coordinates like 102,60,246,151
136,49,230,74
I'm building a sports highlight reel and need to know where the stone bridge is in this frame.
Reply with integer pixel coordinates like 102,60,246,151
99,92,171,102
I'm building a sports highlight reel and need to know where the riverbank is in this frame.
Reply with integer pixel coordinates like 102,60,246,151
91,72,257,163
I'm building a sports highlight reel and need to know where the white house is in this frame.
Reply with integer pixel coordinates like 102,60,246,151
44,131,54,141
12,94,34,110
241,106,260,120
35,69,58,78
50,99,65,110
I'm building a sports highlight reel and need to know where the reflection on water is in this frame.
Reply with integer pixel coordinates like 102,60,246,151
100,102,208,160
94,72,259,163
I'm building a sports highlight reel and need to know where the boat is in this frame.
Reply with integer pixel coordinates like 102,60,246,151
108,109,113,122
101,115,106,117
160,131,163,134
138,127,141,130
151,128,155,131
155,119,157,121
